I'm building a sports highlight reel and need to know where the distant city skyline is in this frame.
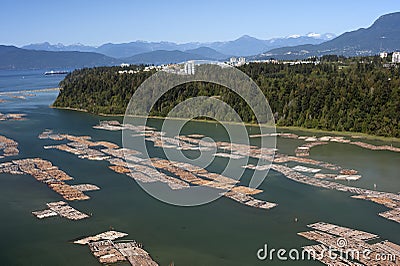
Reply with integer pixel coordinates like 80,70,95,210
1,0,399,46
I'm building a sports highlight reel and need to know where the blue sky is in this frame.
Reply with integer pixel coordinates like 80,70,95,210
1,0,399,46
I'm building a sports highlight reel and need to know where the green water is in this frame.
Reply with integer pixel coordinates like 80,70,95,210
0,91,399,266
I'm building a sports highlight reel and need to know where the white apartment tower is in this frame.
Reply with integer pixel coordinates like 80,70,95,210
184,61,195,75
392,52,400,63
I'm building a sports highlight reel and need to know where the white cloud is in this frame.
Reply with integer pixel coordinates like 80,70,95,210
307,32,322,38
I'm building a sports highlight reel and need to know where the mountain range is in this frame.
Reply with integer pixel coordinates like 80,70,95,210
1,12,400,69
22,33,334,58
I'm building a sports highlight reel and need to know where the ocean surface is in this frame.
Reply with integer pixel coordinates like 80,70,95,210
0,70,399,265
0,69,66,93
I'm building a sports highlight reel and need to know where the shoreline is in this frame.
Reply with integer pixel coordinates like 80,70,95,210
0,87,60,95
51,105,400,143
50,105,88,113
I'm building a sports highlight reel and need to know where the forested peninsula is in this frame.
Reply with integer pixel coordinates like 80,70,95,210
53,56,400,137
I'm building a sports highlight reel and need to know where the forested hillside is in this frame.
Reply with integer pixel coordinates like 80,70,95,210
53,57,400,137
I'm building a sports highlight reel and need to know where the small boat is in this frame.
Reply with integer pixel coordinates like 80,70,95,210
44,70,69,75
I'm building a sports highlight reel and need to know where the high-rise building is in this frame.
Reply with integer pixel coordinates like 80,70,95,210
392,52,400,63
184,61,195,75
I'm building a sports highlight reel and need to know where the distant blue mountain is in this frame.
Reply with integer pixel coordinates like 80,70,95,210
96,41,179,58
184,47,230,60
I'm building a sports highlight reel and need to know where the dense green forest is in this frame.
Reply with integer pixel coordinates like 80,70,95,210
53,56,400,137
